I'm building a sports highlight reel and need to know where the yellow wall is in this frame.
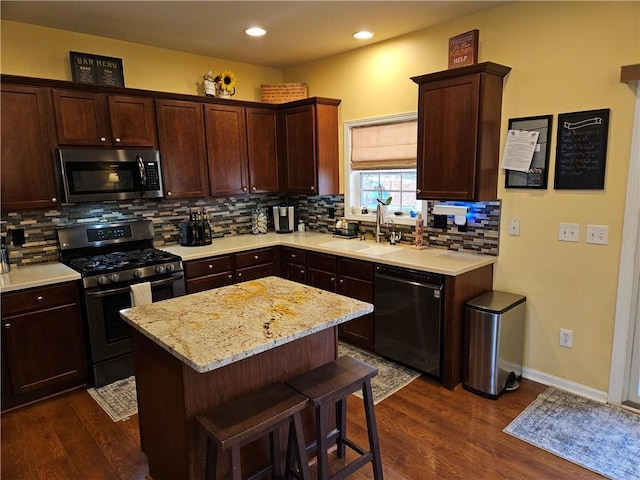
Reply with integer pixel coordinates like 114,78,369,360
285,1,639,392
1,2,639,393
0,20,282,100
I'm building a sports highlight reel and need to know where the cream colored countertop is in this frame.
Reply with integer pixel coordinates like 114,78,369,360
0,262,81,293
120,276,372,373
165,231,496,276
0,231,496,293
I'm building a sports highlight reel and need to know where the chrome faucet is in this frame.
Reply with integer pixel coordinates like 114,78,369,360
387,220,402,245
376,204,385,243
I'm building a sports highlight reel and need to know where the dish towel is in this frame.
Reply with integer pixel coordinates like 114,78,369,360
130,282,152,306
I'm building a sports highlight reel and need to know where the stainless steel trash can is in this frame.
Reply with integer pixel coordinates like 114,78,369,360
462,291,526,399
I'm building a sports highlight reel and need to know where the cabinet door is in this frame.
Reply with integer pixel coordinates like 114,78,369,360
308,268,337,293
246,107,280,193
156,99,210,199
205,104,248,196
236,264,275,282
337,259,375,350
107,95,157,147
2,303,86,397
282,105,317,194
1,85,59,210
51,89,111,146
283,263,307,284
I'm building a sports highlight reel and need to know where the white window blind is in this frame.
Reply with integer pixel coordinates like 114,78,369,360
350,120,417,170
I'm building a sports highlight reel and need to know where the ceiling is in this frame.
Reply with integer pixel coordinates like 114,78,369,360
1,1,507,69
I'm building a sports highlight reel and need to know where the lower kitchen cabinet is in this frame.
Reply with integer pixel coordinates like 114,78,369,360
235,247,277,282
1,282,87,410
307,252,375,351
185,254,234,294
281,247,307,284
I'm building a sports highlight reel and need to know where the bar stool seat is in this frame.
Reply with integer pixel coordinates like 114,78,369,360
196,382,311,480
286,355,383,480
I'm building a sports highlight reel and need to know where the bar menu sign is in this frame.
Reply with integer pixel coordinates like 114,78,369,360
70,51,125,87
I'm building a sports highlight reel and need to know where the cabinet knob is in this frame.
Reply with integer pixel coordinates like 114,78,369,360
208,264,213,269
331,277,336,282
300,269,305,274
114,137,121,143
228,274,233,279
416,188,421,194
310,186,315,191
36,295,44,302
51,197,57,202
254,255,259,260
4,323,10,329
167,191,172,196
100,137,107,142
339,279,344,284
291,254,296,258
252,186,256,191
242,187,247,192
238,272,242,278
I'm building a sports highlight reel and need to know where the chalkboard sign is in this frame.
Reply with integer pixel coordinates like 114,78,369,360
70,51,125,87
554,108,610,189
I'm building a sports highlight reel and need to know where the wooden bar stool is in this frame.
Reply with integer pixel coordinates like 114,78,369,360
196,382,311,480
286,355,383,480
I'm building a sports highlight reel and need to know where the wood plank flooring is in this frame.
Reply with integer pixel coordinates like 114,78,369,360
1,377,604,479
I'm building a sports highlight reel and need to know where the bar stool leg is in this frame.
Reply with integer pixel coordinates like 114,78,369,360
230,444,242,480
316,403,331,480
285,411,311,480
336,398,347,459
362,380,383,480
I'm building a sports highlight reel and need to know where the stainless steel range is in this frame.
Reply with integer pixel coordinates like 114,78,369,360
57,220,185,387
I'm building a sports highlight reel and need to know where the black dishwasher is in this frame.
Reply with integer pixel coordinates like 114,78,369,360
374,264,443,379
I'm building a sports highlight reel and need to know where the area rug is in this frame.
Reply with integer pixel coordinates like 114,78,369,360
87,376,138,422
504,387,640,480
338,342,421,404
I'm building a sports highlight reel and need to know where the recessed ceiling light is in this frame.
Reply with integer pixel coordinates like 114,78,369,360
353,31,374,40
245,27,266,37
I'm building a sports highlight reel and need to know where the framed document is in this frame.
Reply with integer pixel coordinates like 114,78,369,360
70,51,125,87
505,115,553,189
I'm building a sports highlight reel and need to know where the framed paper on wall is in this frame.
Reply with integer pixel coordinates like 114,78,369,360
505,114,553,189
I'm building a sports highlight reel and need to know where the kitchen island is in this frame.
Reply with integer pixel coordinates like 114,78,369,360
120,276,373,480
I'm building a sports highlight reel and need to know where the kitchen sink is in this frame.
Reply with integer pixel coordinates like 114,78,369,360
357,245,404,255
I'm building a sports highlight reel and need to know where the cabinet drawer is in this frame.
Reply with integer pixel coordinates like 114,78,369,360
338,257,373,281
235,248,274,269
282,247,306,265
186,272,235,294
185,255,233,279
307,252,337,272
1,282,79,317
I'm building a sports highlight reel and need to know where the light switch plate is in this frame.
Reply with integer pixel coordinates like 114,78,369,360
586,224,609,245
559,223,580,242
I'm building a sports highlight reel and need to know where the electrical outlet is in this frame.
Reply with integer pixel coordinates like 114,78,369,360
560,328,573,348
558,223,580,242
509,219,520,236
586,224,609,245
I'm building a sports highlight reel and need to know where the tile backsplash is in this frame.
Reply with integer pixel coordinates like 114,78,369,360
1,195,500,266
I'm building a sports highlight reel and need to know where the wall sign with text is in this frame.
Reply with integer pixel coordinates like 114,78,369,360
70,51,125,87
554,108,610,190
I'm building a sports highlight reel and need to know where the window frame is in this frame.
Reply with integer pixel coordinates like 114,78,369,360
343,112,424,226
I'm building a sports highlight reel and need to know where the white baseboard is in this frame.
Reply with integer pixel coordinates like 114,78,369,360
522,367,608,403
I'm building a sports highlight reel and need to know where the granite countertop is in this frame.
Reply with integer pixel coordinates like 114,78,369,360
119,276,373,373
0,231,496,293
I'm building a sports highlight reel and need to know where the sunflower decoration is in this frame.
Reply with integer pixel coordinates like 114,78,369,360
217,70,237,95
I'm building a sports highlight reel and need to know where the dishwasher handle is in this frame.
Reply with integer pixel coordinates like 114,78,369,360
375,264,443,287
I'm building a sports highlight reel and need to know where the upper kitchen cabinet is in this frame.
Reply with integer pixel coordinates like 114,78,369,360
204,105,280,196
1,84,59,210
411,62,511,201
156,99,210,199
51,89,157,147
281,98,340,195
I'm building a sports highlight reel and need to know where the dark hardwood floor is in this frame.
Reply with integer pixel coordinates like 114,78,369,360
1,377,603,479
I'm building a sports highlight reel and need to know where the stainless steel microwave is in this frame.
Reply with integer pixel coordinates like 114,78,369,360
58,148,164,203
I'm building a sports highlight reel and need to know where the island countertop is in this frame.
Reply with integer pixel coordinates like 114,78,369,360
120,275,373,373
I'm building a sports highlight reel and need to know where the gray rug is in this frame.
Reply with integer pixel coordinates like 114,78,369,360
504,387,640,480
338,342,421,404
87,376,138,422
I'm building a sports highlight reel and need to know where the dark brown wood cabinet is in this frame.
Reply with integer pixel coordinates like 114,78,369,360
281,247,307,284
235,247,277,282
1,282,87,410
51,89,157,147
307,252,374,351
281,98,340,195
411,62,511,201
205,105,280,196
156,99,210,199
1,84,59,211
184,255,235,294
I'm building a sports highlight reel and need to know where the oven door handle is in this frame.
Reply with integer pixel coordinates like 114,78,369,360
85,274,184,298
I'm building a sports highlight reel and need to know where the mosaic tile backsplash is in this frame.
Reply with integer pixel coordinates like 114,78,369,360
1,195,500,266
